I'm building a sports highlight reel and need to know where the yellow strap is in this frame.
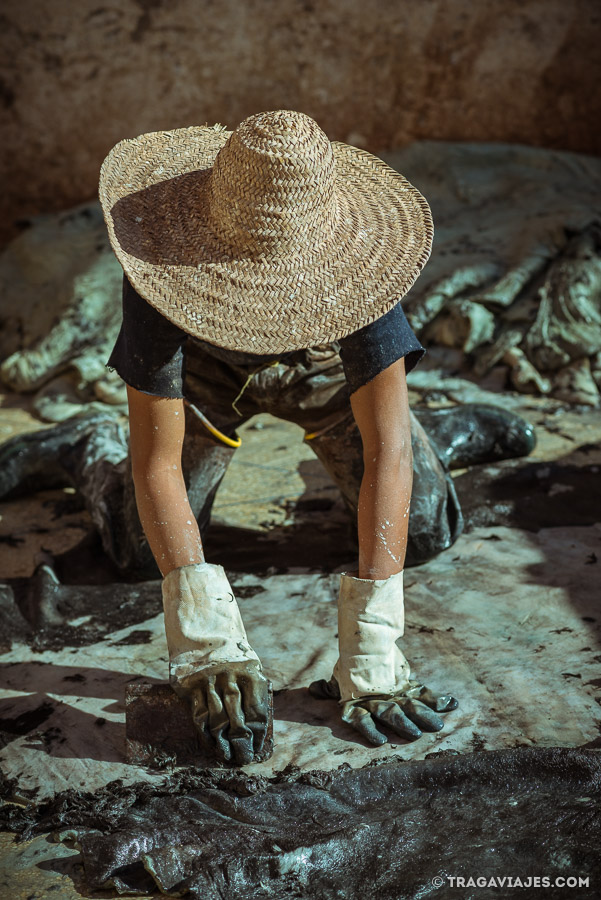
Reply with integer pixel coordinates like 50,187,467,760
231,360,281,416
185,402,242,448
304,411,354,442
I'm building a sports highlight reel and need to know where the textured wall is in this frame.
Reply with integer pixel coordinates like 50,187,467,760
1,0,600,244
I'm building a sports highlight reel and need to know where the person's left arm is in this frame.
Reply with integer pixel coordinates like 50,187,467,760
350,356,413,579
309,355,458,745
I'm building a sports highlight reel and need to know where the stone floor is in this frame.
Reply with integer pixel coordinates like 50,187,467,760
1,363,600,898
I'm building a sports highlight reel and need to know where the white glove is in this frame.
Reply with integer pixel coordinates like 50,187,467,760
310,569,458,745
333,569,411,701
162,562,261,683
161,562,270,765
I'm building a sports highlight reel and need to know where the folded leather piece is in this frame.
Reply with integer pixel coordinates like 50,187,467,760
413,403,536,471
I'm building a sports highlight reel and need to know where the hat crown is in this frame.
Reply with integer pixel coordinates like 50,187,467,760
208,110,338,257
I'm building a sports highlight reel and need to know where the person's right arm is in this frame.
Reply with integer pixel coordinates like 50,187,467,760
127,385,204,576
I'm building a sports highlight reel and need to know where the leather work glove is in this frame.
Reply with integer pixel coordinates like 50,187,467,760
309,570,458,746
162,563,272,765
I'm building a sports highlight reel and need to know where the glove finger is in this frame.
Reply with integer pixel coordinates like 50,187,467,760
187,687,212,748
406,683,459,712
205,676,234,762
186,678,231,761
238,670,270,756
341,702,388,746
218,674,255,766
308,676,341,701
396,697,445,732
368,700,422,741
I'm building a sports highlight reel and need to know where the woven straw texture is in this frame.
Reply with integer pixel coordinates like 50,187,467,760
99,110,434,353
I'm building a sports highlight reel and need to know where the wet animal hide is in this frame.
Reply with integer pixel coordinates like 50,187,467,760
0,204,123,400
1,748,599,898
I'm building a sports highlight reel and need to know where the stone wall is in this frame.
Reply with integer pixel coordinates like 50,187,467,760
1,0,599,244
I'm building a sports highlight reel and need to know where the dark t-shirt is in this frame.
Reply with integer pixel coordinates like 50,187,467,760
107,275,425,397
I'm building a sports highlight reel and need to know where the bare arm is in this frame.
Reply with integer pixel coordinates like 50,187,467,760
127,385,204,576
350,357,413,580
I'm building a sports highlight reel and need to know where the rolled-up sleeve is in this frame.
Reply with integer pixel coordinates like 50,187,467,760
338,301,426,395
106,275,188,399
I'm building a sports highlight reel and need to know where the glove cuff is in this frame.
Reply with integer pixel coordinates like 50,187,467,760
161,562,261,682
333,569,411,703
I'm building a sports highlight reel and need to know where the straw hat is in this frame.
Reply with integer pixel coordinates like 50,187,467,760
99,109,433,353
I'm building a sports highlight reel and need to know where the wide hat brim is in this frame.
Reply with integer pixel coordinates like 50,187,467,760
99,119,433,353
